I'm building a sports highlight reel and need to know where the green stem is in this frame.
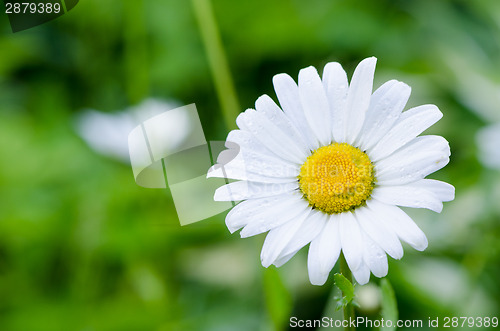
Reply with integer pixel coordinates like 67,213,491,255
124,0,148,104
191,0,240,130
340,253,355,331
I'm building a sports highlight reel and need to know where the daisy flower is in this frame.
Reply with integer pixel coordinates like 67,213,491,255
207,57,454,285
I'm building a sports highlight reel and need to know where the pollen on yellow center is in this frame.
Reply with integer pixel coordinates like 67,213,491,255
298,143,375,214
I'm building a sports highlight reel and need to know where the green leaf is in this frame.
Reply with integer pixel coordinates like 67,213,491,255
333,273,355,310
380,278,398,331
263,267,293,331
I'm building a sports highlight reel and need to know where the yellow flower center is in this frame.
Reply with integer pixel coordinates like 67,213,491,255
298,143,375,214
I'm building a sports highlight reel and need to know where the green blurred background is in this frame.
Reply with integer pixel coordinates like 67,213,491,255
1,0,500,330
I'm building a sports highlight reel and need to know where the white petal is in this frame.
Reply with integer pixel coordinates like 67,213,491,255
369,104,443,161
358,80,411,150
273,73,318,150
210,131,297,180
273,209,327,265
371,185,444,213
377,134,450,166
322,62,349,143
261,208,310,267
298,66,332,146
361,231,388,278
236,109,308,164
240,194,310,238
231,147,299,178
367,199,428,251
357,79,398,145
307,214,342,285
273,247,301,267
352,261,371,285
215,145,240,164
375,135,450,186
226,130,276,160
345,57,377,144
339,211,363,272
207,131,300,182
355,206,404,260
214,181,298,201
207,154,298,183
410,179,455,202
255,95,309,153
207,166,296,183
224,192,301,234
208,147,299,179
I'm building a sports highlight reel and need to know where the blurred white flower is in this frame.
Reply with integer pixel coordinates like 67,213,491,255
400,257,497,316
355,283,381,312
209,57,454,286
476,123,500,169
75,98,189,163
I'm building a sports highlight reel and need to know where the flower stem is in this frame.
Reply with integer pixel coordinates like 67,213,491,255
123,0,148,104
340,252,355,331
191,0,240,130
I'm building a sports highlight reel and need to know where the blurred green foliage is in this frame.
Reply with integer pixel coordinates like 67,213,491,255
1,0,500,330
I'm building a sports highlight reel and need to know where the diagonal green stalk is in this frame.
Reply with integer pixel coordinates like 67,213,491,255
191,0,240,130
340,253,356,331
124,0,149,104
